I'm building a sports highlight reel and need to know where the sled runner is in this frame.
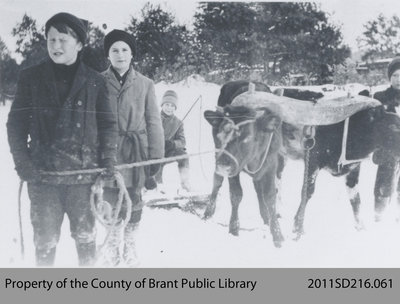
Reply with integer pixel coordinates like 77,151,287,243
144,192,210,210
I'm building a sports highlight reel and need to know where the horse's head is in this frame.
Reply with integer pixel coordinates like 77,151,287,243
205,105,281,177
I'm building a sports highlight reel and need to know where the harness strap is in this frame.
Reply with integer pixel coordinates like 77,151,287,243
244,132,274,175
337,117,367,170
216,118,255,158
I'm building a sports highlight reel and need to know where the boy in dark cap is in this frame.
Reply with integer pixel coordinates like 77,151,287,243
7,12,117,266
155,90,192,193
372,57,400,221
102,29,164,267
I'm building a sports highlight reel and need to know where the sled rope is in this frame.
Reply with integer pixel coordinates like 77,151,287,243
167,95,202,140
197,96,209,180
89,172,132,263
40,150,217,176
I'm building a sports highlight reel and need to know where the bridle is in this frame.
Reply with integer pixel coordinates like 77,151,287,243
216,114,277,176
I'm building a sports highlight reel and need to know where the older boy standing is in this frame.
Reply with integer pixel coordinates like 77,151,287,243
7,12,117,266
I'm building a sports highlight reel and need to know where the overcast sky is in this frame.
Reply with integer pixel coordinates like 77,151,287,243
0,0,399,60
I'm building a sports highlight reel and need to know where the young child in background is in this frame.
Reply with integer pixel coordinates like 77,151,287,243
156,90,192,193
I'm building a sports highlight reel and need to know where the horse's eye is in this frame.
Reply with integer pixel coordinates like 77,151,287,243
243,135,252,143
223,123,233,133
235,129,242,137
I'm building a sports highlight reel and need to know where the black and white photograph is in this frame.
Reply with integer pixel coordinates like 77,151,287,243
1,0,400,268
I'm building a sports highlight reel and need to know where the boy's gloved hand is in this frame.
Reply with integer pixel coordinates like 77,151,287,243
17,162,40,183
165,140,175,152
149,163,160,176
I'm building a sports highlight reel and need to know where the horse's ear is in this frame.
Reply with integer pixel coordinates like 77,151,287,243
257,111,282,132
204,110,224,127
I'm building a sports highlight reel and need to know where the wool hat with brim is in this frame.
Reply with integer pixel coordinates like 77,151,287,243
388,57,400,79
45,12,88,44
161,90,178,108
104,29,136,57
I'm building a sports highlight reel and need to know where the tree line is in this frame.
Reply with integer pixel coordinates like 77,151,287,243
1,2,400,97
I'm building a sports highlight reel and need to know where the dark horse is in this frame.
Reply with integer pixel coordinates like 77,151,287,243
204,81,285,247
204,103,284,247
204,81,400,241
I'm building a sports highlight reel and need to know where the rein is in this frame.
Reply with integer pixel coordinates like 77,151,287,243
216,116,275,176
216,117,256,157
244,132,274,175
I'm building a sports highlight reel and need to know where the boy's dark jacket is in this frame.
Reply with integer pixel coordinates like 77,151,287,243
373,86,400,113
161,111,186,150
7,59,118,184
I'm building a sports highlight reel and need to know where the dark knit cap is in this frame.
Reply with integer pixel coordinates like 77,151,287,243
388,57,400,79
104,29,136,57
45,12,88,44
161,90,178,108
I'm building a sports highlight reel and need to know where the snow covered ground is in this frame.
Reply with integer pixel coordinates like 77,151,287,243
1,77,400,268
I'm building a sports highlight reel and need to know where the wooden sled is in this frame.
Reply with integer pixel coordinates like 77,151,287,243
145,193,210,209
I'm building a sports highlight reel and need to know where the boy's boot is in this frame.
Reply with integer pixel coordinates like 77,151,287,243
76,241,96,266
36,246,56,267
123,223,140,267
101,228,122,267
179,165,192,192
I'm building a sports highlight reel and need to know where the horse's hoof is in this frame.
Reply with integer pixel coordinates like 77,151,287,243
229,224,240,236
355,221,365,231
292,228,304,241
202,205,216,220
273,235,284,248
229,230,239,236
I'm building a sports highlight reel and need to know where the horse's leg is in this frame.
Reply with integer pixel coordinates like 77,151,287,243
293,164,319,239
203,172,224,220
275,154,286,218
254,180,270,226
228,175,242,236
345,164,364,230
258,172,284,248
395,165,400,222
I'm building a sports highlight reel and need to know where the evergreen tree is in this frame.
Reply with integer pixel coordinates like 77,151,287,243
193,2,350,84
12,14,47,69
193,2,258,76
126,2,188,79
81,23,108,72
0,37,19,96
357,14,400,61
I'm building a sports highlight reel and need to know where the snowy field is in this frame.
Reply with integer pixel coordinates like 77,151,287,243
1,77,400,268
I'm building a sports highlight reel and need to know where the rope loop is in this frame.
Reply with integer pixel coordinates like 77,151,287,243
90,171,132,230
301,125,316,150
301,137,316,150
302,125,316,139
